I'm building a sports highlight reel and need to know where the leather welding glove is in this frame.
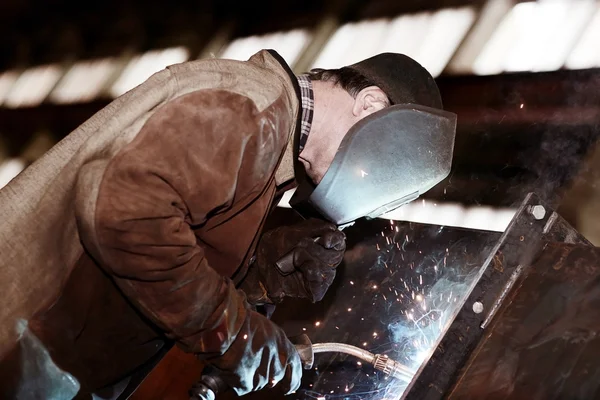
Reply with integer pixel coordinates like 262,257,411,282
242,218,346,304
207,306,302,396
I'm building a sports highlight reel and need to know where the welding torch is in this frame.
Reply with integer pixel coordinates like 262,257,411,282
189,334,414,400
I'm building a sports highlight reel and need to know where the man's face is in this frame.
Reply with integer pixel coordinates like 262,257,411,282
299,84,389,184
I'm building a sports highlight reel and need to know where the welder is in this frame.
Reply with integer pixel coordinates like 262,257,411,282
0,49,453,399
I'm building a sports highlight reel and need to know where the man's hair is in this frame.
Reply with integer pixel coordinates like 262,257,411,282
308,67,390,105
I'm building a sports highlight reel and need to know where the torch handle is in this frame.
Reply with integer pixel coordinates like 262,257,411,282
189,334,314,400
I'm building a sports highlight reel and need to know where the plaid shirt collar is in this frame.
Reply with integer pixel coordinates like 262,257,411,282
296,74,314,152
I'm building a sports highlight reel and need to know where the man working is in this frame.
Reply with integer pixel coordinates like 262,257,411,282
0,49,450,399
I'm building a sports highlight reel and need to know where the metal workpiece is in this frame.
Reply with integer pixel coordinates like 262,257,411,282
404,192,554,399
404,193,599,400
448,242,600,399
263,216,500,400
217,193,596,400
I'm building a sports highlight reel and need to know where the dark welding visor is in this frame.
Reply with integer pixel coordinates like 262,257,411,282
290,104,456,226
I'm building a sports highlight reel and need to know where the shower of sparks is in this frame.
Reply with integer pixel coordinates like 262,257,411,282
305,221,483,400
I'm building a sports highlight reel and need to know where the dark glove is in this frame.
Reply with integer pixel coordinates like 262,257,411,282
246,218,346,304
207,307,302,396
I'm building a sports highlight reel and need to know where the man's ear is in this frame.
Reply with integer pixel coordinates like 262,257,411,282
352,86,389,118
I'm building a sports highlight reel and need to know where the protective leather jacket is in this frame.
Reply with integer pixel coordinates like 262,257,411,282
0,50,301,392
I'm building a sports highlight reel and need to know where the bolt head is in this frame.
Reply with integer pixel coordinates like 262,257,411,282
472,301,484,314
531,205,546,220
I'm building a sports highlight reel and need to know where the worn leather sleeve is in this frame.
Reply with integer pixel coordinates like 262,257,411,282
75,90,276,357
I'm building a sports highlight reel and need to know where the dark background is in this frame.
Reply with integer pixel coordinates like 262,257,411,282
0,0,599,231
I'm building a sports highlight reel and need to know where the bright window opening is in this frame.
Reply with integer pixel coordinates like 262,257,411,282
3,65,63,108
110,47,189,97
50,58,117,104
220,29,311,67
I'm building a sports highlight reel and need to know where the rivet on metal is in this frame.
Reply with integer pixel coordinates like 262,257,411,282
472,301,484,314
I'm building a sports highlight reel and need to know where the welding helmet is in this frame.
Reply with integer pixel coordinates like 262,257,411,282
290,53,457,227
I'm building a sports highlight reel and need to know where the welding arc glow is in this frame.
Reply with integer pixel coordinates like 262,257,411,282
358,223,478,400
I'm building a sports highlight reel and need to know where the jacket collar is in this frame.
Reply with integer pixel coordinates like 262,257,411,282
266,49,308,188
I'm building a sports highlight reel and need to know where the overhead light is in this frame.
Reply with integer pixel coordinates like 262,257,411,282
311,22,360,69
446,0,513,75
472,5,520,75
3,65,63,108
50,58,117,104
381,200,515,232
379,12,431,61
566,4,600,70
311,7,475,77
473,1,597,75
529,1,596,72
502,1,594,73
416,7,476,77
276,188,516,232
336,19,390,67
0,158,26,189
220,29,311,68
110,47,190,97
0,71,19,106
